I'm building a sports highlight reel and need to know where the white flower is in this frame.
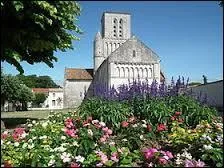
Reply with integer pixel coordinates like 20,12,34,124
75,155,85,163
73,141,79,147
42,122,48,128
132,124,138,128
61,143,69,147
60,152,71,163
6,141,11,145
99,121,106,127
175,158,183,165
14,142,19,147
142,124,147,128
122,139,128,142
28,143,34,149
141,120,147,124
58,146,66,152
203,144,213,150
21,132,28,138
109,141,115,146
27,124,33,127
48,159,55,166
32,120,36,124
92,120,99,124
28,139,33,143
39,135,47,139
1,140,3,145
181,150,192,160
3,131,8,135
94,143,98,147
61,136,66,140
53,120,56,123
140,135,144,140
87,129,93,136
32,136,37,140
22,143,28,149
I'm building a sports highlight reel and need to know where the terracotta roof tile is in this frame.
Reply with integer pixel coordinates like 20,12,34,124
32,88,49,93
65,68,93,80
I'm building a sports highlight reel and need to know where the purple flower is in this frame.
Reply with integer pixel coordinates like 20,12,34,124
185,160,195,167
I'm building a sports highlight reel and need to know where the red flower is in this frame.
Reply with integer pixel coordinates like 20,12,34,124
4,161,12,168
175,112,182,116
178,118,184,123
87,116,93,122
147,124,152,131
1,133,8,139
157,123,167,132
70,162,80,168
121,121,129,128
170,116,175,121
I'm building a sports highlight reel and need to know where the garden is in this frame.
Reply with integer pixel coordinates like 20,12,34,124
1,77,223,167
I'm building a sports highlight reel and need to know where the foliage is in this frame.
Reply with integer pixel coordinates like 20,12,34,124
32,93,47,107
1,110,223,167
78,98,132,131
16,74,59,88
1,73,34,108
1,1,82,74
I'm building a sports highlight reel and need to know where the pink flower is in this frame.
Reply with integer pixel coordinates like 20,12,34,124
143,148,158,159
147,124,152,132
100,136,107,142
195,160,205,167
100,154,108,164
70,162,80,168
111,152,119,162
96,163,103,167
1,132,8,139
175,111,182,116
65,118,74,128
102,127,109,132
165,151,173,159
64,128,77,138
158,157,168,165
107,129,113,135
157,123,167,132
121,121,129,128
185,160,195,167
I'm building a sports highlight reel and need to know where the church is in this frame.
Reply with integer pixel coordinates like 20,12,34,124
63,12,165,108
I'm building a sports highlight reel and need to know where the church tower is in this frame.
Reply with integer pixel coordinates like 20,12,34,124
94,12,131,72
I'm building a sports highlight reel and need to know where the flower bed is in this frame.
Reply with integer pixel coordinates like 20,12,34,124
1,110,223,167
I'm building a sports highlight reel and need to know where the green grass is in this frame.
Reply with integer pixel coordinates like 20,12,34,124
1,108,76,129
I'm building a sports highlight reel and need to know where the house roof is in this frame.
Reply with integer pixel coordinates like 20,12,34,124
32,88,49,93
65,68,93,80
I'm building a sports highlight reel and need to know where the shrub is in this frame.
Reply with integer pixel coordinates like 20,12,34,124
78,98,132,131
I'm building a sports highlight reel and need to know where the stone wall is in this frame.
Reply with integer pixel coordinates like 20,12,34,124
63,80,92,108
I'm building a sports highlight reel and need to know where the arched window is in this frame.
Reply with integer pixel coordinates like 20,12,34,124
133,50,136,57
117,67,120,77
125,67,129,78
119,19,123,38
113,18,118,38
135,67,139,78
148,68,152,78
140,67,143,78
130,67,134,78
143,68,148,78
120,67,125,78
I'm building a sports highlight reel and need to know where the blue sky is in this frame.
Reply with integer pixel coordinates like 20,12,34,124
2,1,223,85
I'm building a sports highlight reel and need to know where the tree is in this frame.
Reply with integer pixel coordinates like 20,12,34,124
16,74,59,88
1,1,82,74
1,72,34,111
32,93,47,107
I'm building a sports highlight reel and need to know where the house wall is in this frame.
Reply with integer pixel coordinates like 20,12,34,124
189,80,223,108
63,80,92,108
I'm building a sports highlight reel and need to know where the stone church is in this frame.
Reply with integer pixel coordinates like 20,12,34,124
64,12,165,108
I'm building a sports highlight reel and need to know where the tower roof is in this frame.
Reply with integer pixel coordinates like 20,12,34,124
94,31,102,40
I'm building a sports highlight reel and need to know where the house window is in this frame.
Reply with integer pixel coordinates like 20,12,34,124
133,50,136,57
52,100,55,106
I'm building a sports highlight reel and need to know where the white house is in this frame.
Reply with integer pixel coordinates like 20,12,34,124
32,88,63,109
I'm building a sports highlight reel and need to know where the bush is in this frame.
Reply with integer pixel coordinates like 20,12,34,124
78,98,132,131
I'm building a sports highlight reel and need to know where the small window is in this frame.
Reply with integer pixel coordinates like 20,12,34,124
119,26,122,29
133,50,136,57
119,30,122,33
52,100,55,106
119,35,122,37
114,34,116,37
53,93,55,97
114,30,116,33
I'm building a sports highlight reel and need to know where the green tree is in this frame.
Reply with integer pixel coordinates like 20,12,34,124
1,72,34,111
16,74,59,88
32,93,47,107
1,1,82,74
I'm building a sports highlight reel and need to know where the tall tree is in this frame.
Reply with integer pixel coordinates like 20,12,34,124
1,1,82,74
16,74,59,88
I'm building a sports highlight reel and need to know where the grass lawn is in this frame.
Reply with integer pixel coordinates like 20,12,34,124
1,108,76,129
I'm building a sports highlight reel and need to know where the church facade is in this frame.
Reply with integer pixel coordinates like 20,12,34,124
64,12,165,108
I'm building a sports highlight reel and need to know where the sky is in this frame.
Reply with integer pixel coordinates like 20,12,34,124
1,1,223,85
